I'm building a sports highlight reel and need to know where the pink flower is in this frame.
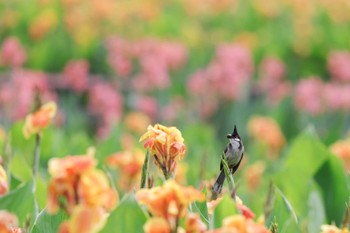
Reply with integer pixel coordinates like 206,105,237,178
0,37,26,68
88,81,123,137
62,60,89,93
105,37,132,77
294,77,324,115
134,96,158,120
0,69,56,120
328,51,350,82
187,43,253,101
259,57,285,82
323,83,350,111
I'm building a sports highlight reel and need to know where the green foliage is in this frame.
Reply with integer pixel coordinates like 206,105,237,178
265,186,300,233
315,155,349,225
100,194,148,233
212,194,238,228
31,209,69,233
191,188,209,227
0,182,35,226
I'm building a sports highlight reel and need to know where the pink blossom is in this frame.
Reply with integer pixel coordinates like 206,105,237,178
266,81,291,106
161,96,186,122
105,37,132,77
62,60,89,93
88,81,123,136
328,51,350,82
0,37,27,68
294,77,324,115
259,57,285,81
134,96,158,119
0,69,56,120
187,43,253,101
323,83,350,111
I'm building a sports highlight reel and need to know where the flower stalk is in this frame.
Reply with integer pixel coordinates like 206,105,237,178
140,150,150,189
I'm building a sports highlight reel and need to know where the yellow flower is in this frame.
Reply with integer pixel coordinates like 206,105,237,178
330,138,350,172
0,165,8,196
143,218,171,233
23,101,57,139
136,180,204,229
140,124,186,178
248,116,285,158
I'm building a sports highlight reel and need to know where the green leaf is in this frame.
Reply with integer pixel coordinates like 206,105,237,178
31,209,69,233
274,129,330,215
10,154,32,182
315,155,349,225
100,193,148,233
265,187,300,233
0,182,35,226
140,150,149,189
192,188,209,226
307,189,326,233
213,194,238,228
35,176,48,210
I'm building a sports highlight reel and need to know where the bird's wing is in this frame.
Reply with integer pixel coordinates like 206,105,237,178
230,153,244,175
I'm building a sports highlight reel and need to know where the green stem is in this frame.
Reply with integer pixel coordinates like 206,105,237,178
32,133,41,217
33,133,41,177
221,152,236,199
140,150,150,189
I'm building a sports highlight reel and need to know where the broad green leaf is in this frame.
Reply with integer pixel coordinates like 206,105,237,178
307,189,326,233
0,182,35,226
315,155,349,225
100,193,148,233
265,187,300,233
274,129,330,215
213,194,238,228
31,209,69,233
10,154,32,182
35,176,48,210
191,188,209,226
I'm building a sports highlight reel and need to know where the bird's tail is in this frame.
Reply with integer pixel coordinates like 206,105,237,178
212,169,225,194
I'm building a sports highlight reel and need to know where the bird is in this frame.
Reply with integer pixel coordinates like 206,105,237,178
212,125,244,194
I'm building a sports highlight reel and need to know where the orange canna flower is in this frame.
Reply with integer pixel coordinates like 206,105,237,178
0,165,9,195
124,111,151,134
144,217,171,233
330,138,350,172
48,147,96,180
47,148,118,215
78,169,118,211
214,215,270,233
0,210,22,233
58,205,108,233
23,101,57,139
247,116,285,158
136,180,204,229
140,124,186,179
244,161,266,191
106,149,144,191
235,197,255,220
185,213,207,233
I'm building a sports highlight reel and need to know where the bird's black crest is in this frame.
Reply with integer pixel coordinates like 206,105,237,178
227,125,240,139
